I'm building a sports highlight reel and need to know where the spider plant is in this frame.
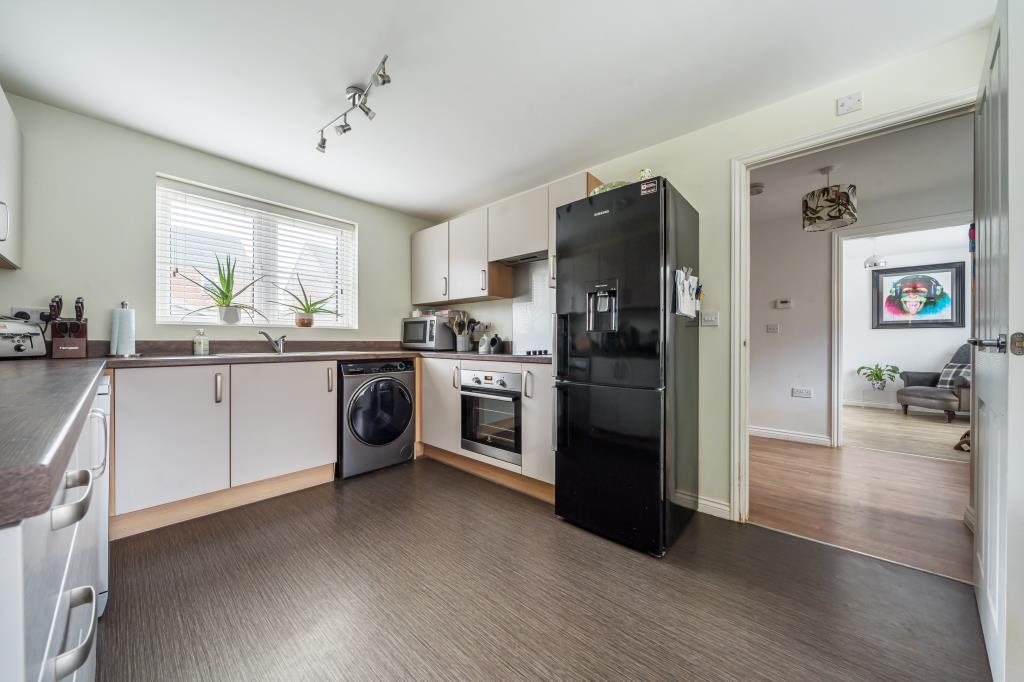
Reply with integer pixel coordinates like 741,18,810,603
177,254,266,322
856,363,900,389
273,275,337,316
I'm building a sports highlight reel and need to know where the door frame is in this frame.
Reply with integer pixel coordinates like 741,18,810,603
729,88,977,522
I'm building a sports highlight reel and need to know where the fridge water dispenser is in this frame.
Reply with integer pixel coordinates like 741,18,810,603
586,282,618,333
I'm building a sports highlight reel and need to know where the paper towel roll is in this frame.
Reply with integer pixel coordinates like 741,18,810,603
110,306,136,356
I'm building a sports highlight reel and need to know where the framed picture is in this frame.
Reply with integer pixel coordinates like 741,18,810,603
872,261,965,329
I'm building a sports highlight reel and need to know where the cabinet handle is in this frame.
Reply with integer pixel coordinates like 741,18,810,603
51,469,93,531
53,585,97,680
214,372,223,403
452,364,459,389
442,276,448,297
524,370,533,398
480,269,487,291
548,254,556,281
88,408,108,477
327,366,334,393
0,200,8,242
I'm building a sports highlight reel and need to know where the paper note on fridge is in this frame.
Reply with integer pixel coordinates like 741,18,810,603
674,270,698,319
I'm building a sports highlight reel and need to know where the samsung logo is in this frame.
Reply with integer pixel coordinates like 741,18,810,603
593,209,610,217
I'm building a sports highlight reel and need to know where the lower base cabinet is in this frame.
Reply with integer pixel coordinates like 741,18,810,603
522,367,554,484
421,357,462,454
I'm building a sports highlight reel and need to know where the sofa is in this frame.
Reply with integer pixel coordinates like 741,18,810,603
897,343,971,423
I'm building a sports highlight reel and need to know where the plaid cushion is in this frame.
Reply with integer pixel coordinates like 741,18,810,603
937,362,971,389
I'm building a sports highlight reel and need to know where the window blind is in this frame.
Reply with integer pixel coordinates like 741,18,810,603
155,177,357,329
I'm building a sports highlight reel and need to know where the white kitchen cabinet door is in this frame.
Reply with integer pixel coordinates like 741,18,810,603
521,366,554,483
0,82,22,269
547,172,599,287
411,221,450,305
230,361,337,486
114,365,231,514
421,357,461,454
448,209,489,300
488,186,548,261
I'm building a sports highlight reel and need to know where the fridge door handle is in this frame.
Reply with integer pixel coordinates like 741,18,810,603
552,384,567,452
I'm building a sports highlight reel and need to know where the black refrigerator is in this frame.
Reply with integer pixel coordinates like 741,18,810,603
553,177,699,556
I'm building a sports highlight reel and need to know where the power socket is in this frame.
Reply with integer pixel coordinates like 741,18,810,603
9,306,50,324
791,387,814,399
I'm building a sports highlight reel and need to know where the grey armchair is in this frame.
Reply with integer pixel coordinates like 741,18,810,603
896,343,971,423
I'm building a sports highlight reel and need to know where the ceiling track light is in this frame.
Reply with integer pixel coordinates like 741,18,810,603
314,54,390,152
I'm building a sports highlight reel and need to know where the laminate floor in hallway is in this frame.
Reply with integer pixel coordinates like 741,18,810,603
99,458,989,681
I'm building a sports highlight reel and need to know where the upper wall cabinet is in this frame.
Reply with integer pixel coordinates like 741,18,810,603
488,186,548,262
0,84,22,269
411,221,450,306
448,208,512,301
547,172,602,288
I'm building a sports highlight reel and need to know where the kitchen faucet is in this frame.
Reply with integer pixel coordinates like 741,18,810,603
258,331,287,354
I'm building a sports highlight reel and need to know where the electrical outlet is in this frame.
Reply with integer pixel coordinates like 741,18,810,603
700,311,719,327
766,322,780,334
791,387,814,399
9,306,49,324
836,91,863,116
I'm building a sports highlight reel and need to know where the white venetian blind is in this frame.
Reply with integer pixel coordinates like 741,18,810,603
155,177,357,328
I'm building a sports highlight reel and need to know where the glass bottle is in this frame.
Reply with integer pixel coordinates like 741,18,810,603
193,328,209,356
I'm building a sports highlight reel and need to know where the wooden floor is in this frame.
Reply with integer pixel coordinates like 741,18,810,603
99,459,989,680
750,436,973,582
843,405,969,462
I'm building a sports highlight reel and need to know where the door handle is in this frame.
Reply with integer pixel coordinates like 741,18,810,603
88,409,108,477
442,276,448,297
0,200,9,242
53,585,97,680
51,469,93,531
524,370,533,398
480,269,487,291
214,372,223,403
327,366,334,392
548,254,556,282
968,335,1007,352
452,364,459,389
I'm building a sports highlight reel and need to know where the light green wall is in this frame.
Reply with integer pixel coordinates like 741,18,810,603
589,28,989,506
0,96,429,341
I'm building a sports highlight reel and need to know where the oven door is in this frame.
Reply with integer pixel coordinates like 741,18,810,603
460,387,522,466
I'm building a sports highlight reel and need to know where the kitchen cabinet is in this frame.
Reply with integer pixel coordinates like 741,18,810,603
421,357,462,454
0,82,22,269
521,366,554,483
114,365,231,514
447,208,513,302
230,361,337,486
411,221,450,306
547,172,602,287
488,185,548,262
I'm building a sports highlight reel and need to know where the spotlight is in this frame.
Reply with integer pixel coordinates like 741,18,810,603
334,115,351,135
376,56,391,86
315,132,326,153
359,101,376,120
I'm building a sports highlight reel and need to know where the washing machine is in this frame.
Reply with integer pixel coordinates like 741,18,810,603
339,358,416,478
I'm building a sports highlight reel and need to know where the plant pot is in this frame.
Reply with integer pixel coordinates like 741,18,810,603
456,335,472,352
870,380,887,391
217,306,241,325
295,312,314,328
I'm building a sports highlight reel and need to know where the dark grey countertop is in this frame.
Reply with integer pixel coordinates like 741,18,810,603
106,350,420,369
419,351,551,364
0,358,107,526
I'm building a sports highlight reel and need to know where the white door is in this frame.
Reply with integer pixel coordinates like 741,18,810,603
411,221,450,305
972,3,1022,678
114,365,231,513
230,361,338,486
448,208,489,300
521,366,554,483
420,357,461,453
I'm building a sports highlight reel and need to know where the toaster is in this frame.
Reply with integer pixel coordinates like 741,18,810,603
0,319,46,358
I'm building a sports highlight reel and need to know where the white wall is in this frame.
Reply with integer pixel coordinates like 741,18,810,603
589,28,987,504
0,96,429,341
842,233,971,406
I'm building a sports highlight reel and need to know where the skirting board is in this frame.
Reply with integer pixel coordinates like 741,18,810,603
110,463,335,540
963,504,977,533
748,426,832,447
422,444,554,505
672,490,731,519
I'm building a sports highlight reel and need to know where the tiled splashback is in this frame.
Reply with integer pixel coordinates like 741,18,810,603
511,260,554,353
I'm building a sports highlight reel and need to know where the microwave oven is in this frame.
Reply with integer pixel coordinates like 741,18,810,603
401,315,455,350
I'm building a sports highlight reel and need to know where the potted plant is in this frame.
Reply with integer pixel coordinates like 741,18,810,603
856,363,901,391
177,254,266,324
273,275,336,328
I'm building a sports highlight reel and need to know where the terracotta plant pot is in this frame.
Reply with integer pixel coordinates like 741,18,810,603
217,306,241,325
295,312,314,328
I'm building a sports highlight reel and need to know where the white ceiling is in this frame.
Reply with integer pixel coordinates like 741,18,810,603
750,114,974,224
0,1,992,220
845,225,969,258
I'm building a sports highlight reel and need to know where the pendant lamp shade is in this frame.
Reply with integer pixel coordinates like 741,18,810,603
802,166,857,232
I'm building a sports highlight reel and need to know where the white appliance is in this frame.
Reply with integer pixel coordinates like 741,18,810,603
0,318,45,357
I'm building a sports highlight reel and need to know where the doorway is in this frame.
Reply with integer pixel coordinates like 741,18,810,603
741,112,976,582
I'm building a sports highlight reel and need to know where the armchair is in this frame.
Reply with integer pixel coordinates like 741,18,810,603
896,344,971,423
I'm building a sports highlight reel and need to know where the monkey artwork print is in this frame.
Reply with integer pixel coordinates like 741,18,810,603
884,274,952,319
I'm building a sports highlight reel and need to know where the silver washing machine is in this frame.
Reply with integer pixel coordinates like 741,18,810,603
339,359,416,478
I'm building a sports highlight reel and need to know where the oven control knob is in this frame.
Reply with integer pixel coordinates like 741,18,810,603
472,377,482,385
496,378,507,387
14,343,27,353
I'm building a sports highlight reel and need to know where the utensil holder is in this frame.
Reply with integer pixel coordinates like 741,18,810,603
456,335,472,352
51,319,88,359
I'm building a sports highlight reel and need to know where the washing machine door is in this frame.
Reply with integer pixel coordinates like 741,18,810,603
348,377,414,446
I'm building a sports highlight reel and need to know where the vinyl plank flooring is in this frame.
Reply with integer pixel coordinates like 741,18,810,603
843,405,969,462
99,459,989,681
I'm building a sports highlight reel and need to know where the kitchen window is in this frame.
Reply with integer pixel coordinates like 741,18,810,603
155,176,357,328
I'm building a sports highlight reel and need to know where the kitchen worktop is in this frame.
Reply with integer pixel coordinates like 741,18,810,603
419,351,551,364
0,358,107,526
105,350,420,369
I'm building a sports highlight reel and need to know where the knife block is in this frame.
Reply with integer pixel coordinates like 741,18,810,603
51,319,88,359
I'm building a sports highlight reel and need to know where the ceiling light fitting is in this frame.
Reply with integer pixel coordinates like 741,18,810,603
750,182,766,196
314,54,390,153
802,165,857,232
864,237,887,269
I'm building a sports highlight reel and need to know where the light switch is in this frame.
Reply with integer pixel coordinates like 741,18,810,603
774,299,793,309
766,323,780,334
701,311,719,327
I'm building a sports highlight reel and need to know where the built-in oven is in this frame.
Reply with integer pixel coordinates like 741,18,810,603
460,368,522,466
